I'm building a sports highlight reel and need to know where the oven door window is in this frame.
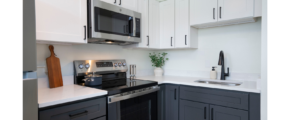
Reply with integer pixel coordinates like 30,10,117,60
120,92,157,120
94,7,133,36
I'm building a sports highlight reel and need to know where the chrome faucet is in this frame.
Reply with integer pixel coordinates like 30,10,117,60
218,51,229,80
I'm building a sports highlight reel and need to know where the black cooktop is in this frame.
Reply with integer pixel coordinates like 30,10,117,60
78,79,158,95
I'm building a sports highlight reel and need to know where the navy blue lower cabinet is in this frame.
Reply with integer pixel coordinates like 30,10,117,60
179,100,209,120
39,97,106,120
164,84,179,120
158,85,165,120
210,105,248,120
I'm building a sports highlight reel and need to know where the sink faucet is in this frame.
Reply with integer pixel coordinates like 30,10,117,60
218,51,229,80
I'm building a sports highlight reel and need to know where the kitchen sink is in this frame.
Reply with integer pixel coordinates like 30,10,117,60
194,79,242,86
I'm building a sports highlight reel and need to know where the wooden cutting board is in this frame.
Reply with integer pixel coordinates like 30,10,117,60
46,45,63,88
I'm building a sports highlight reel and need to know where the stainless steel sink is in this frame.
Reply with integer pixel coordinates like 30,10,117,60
194,79,242,86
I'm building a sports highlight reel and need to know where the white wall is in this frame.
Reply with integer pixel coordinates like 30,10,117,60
36,44,154,88
261,0,269,120
162,18,262,80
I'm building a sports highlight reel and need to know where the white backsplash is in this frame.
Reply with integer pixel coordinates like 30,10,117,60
36,18,262,88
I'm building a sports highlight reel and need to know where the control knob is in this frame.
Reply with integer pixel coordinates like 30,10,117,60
118,62,122,67
79,64,84,69
85,63,90,69
114,63,118,67
122,62,126,66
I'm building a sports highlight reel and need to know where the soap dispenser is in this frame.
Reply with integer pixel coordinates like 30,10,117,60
210,67,217,79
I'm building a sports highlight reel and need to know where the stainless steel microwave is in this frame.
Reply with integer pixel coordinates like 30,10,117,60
88,0,141,45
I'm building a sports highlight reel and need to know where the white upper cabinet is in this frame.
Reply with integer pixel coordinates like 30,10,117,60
190,0,218,25
175,0,189,48
137,0,149,48
35,0,87,44
148,0,160,48
120,0,138,11
102,0,138,11
218,0,254,21
159,0,175,49
190,0,257,28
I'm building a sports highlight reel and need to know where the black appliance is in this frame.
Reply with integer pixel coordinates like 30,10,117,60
74,60,159,120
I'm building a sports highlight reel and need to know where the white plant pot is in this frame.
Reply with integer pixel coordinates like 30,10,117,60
154,67,163,76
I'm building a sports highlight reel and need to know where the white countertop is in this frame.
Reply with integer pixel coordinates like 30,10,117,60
137,76,260,93
38,85,107,108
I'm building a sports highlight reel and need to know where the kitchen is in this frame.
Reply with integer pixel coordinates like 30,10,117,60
18,0,271,120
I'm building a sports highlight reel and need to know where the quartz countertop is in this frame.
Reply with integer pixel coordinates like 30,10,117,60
38,85,107,108
136,76,260,93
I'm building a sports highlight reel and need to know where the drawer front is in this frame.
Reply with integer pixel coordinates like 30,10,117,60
39,97,106,120
180,86,249,110
92,116,106,120
210,105,248,120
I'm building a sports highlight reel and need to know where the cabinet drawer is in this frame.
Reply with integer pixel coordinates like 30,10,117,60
210,105,248,120
39,97,106,120
92,116,106,120
180,86,249,110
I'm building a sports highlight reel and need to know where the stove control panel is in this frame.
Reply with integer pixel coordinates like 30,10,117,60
74,59,128,76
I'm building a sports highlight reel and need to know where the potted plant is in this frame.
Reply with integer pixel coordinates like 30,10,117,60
149,52,169,76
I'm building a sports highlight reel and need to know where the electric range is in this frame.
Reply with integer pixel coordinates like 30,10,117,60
74,59,159,120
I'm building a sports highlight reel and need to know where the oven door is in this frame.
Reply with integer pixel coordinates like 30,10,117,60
88,0,141,43
108,92,158,120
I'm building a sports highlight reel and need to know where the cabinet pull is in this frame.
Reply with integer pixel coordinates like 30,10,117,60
185,35,187,45
219,7,222,18
211,108,214,120
84,26,86,40
171,37,173,46
114,0,116,4
69,111,88,119
119,0,121,5
204,107,207,119
213,8,215,19
147,36,149,46
174,89,176,100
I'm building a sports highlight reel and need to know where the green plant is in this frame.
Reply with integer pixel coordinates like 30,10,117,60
149,52,169,68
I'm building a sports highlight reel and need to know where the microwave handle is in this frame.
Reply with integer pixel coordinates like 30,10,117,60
133,17,136,36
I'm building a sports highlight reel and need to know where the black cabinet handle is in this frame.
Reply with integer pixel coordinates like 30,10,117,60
119,0,121,5
204,107,207,119
211,108,214,120
213,8,215,19
174,89,176,100
114,0,116,3
185,35,187,45
171,37,173,46
69,111,88,119
219,7,222,18
147,36,149,46
84,26,86,40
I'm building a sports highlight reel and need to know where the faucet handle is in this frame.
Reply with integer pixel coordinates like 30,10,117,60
226,67,230,76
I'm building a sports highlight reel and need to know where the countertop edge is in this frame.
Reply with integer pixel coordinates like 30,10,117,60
158,81,261,93
38,92,108,108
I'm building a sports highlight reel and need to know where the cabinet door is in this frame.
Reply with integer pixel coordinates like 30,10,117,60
218,0,254,21
120,0,138,11
179,100,209,120
158,85,165,120
165,85,179,120
137,0,149,48
35,0,87,44
210,105,248,120
160,0,175,48
148,0,160,48
175,0,189,48
190,0,217,25
100,0,116,5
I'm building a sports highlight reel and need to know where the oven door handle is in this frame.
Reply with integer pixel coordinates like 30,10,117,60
108,86,160,104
